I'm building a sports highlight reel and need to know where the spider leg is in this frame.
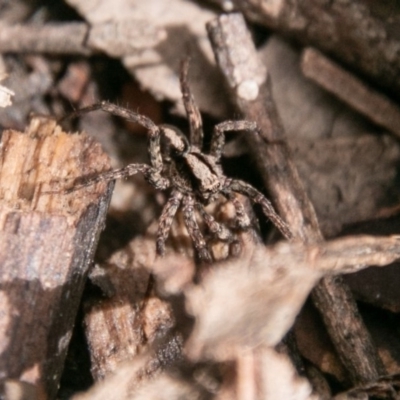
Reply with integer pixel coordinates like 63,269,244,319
182,195,212,262
180,58,204,149
224,179,293,240
210,120,258,161
225,193,251,229
64,164,161,193
60,101,164,173
195,203,232,241
156,190,183,256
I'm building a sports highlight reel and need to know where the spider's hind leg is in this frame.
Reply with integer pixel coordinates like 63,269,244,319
226,193,252,230
182,195,212,263
195,202,233,241
225,179,293,240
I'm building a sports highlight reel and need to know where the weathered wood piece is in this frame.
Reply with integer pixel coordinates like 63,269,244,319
232,0,400,99
207,13,385,384
0,117,113,398
301,47,400,138
0,21,164,56
83,233,181,381
0,23,91,55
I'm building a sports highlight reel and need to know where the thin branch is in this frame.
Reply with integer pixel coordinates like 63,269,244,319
207,12,385,384
301,47,400,138
0,22,91,55
0,21,165,56
232,0,400,99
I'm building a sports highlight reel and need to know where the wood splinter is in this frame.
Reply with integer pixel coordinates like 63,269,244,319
0,117,113,399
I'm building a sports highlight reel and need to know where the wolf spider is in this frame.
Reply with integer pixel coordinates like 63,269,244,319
64,59,292,262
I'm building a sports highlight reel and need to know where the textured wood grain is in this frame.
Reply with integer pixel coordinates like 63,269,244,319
0,117,113,398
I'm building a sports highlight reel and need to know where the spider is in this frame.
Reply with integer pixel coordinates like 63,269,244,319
63,59,292,262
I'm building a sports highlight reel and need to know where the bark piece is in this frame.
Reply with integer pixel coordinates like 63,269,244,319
301,47,400,138
0,117,113,398
207,12,385,384
84,221,192,381
232,0,400,99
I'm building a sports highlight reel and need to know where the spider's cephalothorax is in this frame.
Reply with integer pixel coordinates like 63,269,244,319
65,59,292,262
160,125,224,202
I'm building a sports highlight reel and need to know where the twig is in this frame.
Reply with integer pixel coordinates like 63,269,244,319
231,0,400,99
0,22,91,55
207,12,385,384
0,21,165,56
0,117,113,398
301,47,400,138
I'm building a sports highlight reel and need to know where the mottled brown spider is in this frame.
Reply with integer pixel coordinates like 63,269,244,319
64,59,292,262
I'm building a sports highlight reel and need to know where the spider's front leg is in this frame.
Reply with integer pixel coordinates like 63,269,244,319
156,190,183,256
59,101,170,191
64,164,153,193
210,120,258,161
182,196,212,263
224,179,293,240
180,58,204,149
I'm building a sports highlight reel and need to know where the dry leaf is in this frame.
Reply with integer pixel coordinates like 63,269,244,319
185,235,400,361
256,348,318,400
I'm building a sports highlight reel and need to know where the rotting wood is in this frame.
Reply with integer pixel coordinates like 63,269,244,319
83,231,182,381
232,0,400,99
301,47,400,138
207,12,386,384
0,117,113,398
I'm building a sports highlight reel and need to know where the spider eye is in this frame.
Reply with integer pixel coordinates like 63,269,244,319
161,125,189,155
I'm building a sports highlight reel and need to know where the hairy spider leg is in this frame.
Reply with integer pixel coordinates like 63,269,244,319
156,190,183,256
182,195,212,262
224,179,293,240
61,101,165,174
180,58,204,149
65,164,152,193
194,202,232,241
210,120,258,160
225,193,252,229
